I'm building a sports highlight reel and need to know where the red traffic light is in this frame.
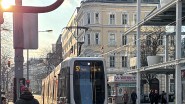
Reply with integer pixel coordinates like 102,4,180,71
26,80,30,84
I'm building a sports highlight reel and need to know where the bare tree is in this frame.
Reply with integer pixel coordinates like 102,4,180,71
140,26,166,91
140,26,166,66
1,18,13,92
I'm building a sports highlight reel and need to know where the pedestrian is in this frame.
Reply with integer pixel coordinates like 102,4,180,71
15,86,39,104
122,90,129,104
149,89,154,104
131,89,137,104
161,91,167,104
1,97,7,104
153,90,160,104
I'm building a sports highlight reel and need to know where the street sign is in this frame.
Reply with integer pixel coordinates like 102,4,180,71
23,13,38,49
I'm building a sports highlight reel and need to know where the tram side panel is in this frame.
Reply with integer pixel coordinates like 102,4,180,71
58,67,70,104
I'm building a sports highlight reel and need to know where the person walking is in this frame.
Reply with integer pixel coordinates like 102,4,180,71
15,87,39,104
149,89,154,104
122,90,129,104
1,97,7,104
161,91,167,104
131,89,137,104
153,90,160,104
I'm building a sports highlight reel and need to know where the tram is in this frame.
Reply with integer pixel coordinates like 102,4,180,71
41,57,107,104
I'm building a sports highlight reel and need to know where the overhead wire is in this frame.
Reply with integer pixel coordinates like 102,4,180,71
98,15,185,57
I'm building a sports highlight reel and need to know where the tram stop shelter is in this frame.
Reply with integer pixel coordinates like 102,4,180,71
125,0,185,104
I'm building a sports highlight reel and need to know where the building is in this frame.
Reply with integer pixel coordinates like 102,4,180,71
62,0,159,70
61,0,161,103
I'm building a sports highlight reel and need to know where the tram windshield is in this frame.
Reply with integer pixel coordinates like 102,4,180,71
73,60,105,104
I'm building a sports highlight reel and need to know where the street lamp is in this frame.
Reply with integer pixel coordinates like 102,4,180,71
26,29,53,87
64,26,89,56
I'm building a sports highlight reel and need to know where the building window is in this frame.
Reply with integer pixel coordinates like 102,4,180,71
73,45,75,54
69,36,72,44
109,33,116,45
122,56,127,67
170,79,174,93
95,13,99,24
110,56,115,67
133,14,137,25
87,34,90,45
110,14,115,25
134,34,136,45
146,35,151,45
111,87,116,96
87,13,91,24
95,33,99,45
122,13,128,25
170,35,175,46
122,35,127,45
158,35,163,45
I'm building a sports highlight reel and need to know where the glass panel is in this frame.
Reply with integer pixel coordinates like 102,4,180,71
73,60,105,104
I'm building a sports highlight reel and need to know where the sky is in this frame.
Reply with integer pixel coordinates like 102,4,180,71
3,0,82,58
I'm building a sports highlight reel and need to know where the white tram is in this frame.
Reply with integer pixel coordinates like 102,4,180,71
42,57,107,104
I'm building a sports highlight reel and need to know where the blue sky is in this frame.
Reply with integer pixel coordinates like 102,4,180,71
4,0,81,58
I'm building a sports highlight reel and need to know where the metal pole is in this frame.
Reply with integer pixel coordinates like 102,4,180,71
175,0,182,103
27,49,29,87
136,0,141,103
0,24,2,104
77,25,79,56
13,0,24,102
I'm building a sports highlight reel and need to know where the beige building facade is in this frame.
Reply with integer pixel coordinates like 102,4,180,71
60,1,180,103
61,0,161,101
75,2,158,73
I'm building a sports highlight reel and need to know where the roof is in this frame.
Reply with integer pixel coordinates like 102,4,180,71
125,0,185,35
143,1,185,26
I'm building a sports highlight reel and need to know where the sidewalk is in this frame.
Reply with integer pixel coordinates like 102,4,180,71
141,102,175,104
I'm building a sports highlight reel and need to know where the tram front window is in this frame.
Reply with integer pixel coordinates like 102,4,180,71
73,61,105,104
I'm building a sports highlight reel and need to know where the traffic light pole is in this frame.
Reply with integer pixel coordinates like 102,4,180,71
0,0,64,102
13,0,24,101
26,49,29,87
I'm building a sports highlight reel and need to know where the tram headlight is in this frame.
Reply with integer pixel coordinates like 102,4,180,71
87,62,90,65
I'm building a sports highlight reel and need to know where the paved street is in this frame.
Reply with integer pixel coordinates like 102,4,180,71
8,95,175,104
141,102,175,104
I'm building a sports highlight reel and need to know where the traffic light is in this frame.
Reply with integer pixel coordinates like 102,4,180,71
0,0,4,24
8,61,10,67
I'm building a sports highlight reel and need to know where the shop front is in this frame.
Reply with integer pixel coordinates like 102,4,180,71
108,74,136,104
